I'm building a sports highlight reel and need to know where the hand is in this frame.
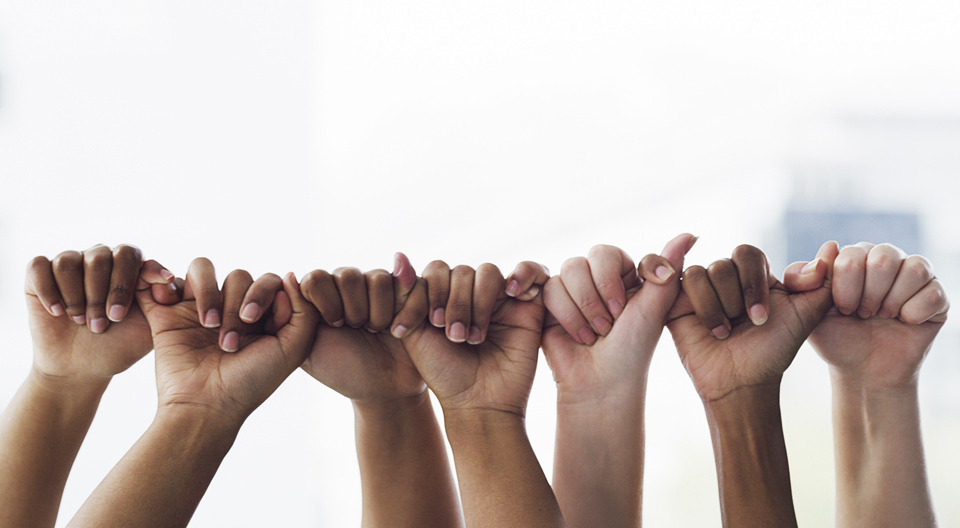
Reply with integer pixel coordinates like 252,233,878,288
798,242,949,389
136,259,319,421
667,241,840,401
299,253,429,402
402,259,550,416
25,244,177,385
541,233,696,403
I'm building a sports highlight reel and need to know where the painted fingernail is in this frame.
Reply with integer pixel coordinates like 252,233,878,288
90,317,108,334
749,304,768,325
108,305,125,322
160,269,175,281
204,309,221,328
506,279,521,297
72,314,86,325
240,303,260,323
222,331,240,352
857,307,871,319
467,325,482,345
330,319,345,328
432,308,445,328
607,299,624,319
878,308,893,319
449,322,467,343
577,327,596,345
392,324,408,338
656,265,674,281
592,316,612,335
801,259,820,274
711,325,730,339
50,303,64,316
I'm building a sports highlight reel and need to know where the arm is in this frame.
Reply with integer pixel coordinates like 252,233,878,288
299,254,462,528
0,245,173,528
666,241,839,527
67,261,319,528
403,259,564,528
798,242,947,527
541,233,694,527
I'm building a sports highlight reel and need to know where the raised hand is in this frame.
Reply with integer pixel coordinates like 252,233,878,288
540,233,694,528
789,242,948,528
67,259,319,528
402,259,563,528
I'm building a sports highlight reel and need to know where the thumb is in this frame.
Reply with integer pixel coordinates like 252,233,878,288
629,233,698,324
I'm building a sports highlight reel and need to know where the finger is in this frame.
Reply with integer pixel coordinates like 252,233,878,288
149,277,183,306
900,279,949,324
275,272,321,366
505,261,550,301
560,256,613,336
879,255,936,319
637,254,676,287
333,267,368,328
393,252,418,311
366,269,394,332
469,263,503,344
219,269,255,352
543,276,595,345
300,269,344,327
239,273,283,325
50,251,85,323
783,240,839,293
706,259,744,320
682,265,731,339
731,244,771,325
104,244,143,323
588,244,635,319
138,259,175,288
265,289,294,334
83,245,114,334
858,243,907,318
446,265,475,343
185,257,221,328
392,278,428,338
637,233,698,325
26,256,66,317
832,245,869,316
422,260,451,328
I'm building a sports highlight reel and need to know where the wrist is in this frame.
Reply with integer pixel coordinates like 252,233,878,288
351,390,430,416
443,407,526,441
27,365,110,404
829,367,920,395
155,402,245,443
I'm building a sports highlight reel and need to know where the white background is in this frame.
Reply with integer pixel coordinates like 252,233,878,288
1,1,959,526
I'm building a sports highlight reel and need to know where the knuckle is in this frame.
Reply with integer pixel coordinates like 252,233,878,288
190,257,214,271
334,267,362,281
561,256,587,275
423,260,449,275
112,244,143,263
447,299,472,316
868,247,900,273
577,296,603,314
732,244,761,261
109,284,133,300
227,268,253,283
86,300,107,310
452,264,475,277
301,269,329,289
587,244,617,259
683,265,708,283
259,272,282,284
367,269,393,288
594,276,621,295
903,256,934,283
28,255,51,273
477,262,501,277
707,259,735,277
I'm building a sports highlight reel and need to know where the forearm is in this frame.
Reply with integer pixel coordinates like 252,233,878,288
353,393,464,528
830,372,935,527
67,406,241,528
0,368,108,528
553,390,645,528
444,409,564,528
704,385,797,528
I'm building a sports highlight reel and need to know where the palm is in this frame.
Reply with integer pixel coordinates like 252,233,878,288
147,301,297,419
669,283,830,401
809,310,943,388
404,298,544,415
301,327,425,401
26,294,153,382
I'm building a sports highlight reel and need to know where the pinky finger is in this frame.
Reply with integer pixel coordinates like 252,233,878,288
900,280,949,325
392,278,429,338
264,289,294,335
637,254,677,285
26,256,65,316
138,259,175,288
506,261,550,301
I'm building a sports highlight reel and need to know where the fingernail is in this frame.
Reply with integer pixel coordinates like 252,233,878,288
432,308,445,328
204,309,220,328
108,305,125,322
801,259,820,275
72,315,86,325
392,324,408,338
749,304,768,325
711,325,730,339
160,269,175,281
592,316,612,335
577,327,596,345
838,307,853,316
330,319,345,328
877,308,893,319
240,303,260,323
366,327,378,333
90,317,108,334
50,303,64,316
656,265,674,281
467,325,482,344
523,285,540,300
393,254,402,276
167,283,178,294
857,307,872,319
686,235,700,253
607,299,624,319
222,331,240,352
506,279,521,297
449,322,467,343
